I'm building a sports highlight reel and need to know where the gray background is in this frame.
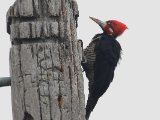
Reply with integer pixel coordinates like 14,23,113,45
0,0,160,120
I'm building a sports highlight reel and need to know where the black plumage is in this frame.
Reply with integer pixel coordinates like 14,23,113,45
82,33,122,120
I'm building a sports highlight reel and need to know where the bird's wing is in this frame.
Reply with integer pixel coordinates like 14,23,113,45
91,35,121,98
85,34,122,119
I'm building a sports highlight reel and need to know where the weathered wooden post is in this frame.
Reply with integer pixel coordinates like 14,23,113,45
7,0,85,119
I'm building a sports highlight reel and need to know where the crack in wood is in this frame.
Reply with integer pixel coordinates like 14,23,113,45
23,112,34,120
58,95,63,109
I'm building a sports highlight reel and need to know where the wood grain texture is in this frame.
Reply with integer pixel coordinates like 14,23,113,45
7,0,85,120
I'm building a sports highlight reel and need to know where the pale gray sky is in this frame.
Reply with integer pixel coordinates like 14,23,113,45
0,0,160,120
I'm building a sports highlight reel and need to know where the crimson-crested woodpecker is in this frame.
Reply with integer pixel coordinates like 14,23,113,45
82,17,127,120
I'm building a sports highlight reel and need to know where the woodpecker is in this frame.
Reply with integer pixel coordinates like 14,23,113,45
82,17,127,120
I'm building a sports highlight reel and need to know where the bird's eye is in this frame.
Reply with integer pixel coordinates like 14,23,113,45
107,21,114,26
107,21,111,25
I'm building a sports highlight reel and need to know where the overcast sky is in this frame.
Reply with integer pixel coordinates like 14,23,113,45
0,0,160,120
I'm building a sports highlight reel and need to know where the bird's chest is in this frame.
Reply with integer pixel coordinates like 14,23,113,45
84,42,97,63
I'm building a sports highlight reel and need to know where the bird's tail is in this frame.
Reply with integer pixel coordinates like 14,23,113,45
85,95,99,120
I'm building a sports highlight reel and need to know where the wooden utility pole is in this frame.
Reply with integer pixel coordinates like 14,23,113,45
7,0,85,120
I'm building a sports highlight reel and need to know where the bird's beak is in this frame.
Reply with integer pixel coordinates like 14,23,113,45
89,17,106,30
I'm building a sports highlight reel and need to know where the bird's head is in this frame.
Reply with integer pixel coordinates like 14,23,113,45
90,17,128,38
